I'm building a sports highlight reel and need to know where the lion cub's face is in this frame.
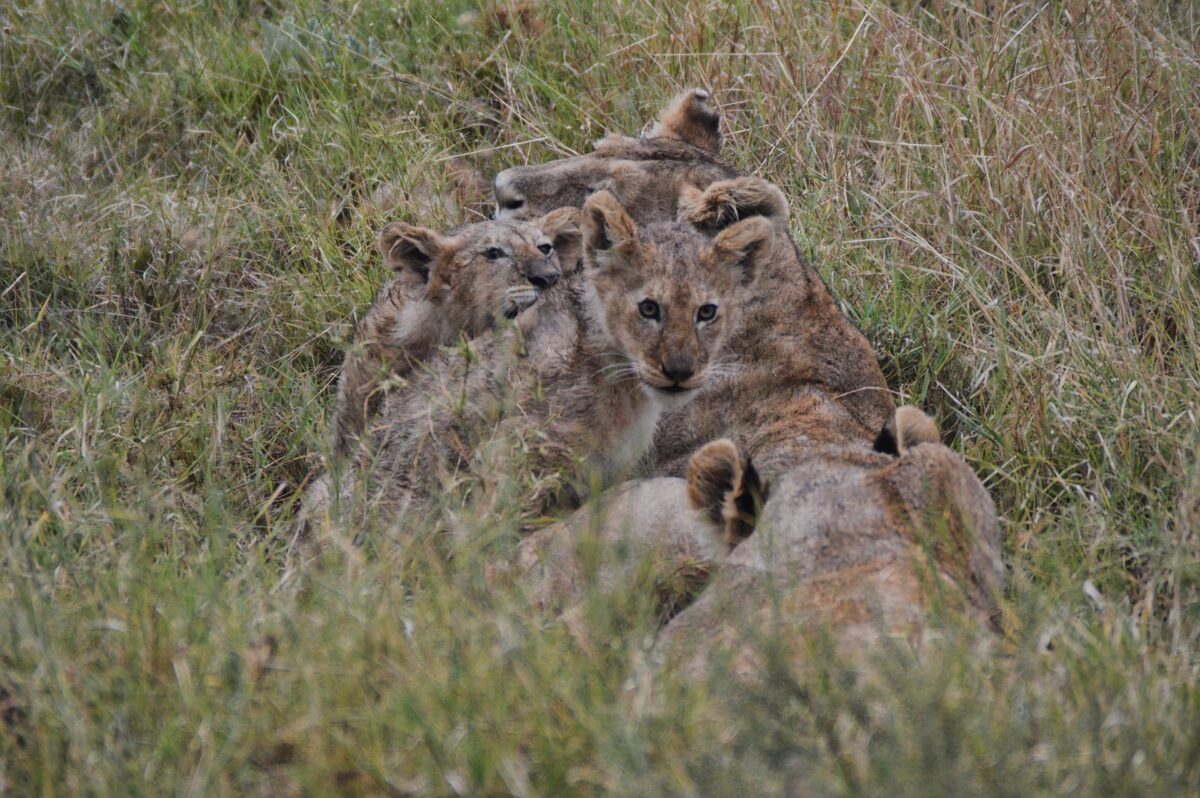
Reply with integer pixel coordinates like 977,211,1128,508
582,191,772,410
378,208,579,329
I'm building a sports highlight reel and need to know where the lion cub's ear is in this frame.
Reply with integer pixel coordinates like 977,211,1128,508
537,207,582,273
649,88,722,153
873,405,941,455
378,222,452,282
678,177,790,233
686,438,766,550
582,190,639,272
711,215,774,286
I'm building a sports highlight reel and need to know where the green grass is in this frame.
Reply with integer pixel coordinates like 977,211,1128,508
2,0,1199,794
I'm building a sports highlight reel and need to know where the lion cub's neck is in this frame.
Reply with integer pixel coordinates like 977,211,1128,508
365,283,431,365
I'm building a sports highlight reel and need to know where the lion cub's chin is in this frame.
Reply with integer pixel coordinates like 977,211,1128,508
501,285,540,319
644,382,703,412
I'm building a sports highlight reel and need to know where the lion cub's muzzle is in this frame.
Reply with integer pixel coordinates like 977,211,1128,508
502,287,538,319
526,259,560,290
642,354,706,406
493,169,527,219
501,257,562,319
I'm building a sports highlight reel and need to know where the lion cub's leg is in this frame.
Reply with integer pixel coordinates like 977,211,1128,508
686,439,767,550
331,339,391,460
332,348,374,461
873,405,940,456
648,88,722,153
331,282,419,460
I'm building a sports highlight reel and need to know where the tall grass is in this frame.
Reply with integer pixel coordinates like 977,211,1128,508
2,0,1198,794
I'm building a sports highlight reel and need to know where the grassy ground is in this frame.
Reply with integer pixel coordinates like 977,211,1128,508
2,0,1199,794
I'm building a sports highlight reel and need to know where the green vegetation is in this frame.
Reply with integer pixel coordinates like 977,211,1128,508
2,0,1198,793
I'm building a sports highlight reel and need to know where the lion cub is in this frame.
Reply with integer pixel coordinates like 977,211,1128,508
332,209,578,458
359,190,775,523
493,89,737,224
491,93,896,479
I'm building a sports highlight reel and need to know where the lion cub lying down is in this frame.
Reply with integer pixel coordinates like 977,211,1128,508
493,89,735,225
518,406,1002,678
658,422,1003,678
332,210,578,458
339,190,775,525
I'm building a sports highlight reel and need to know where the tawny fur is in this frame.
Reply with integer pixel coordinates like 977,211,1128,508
516,428,767,628
893,405,941,452
676,177,789,233
659,438,1003,680
491,98,895,482
331,209,578,459
316,191,776,528
516,477,728,619
492,90,738,227
651,177,893,480
497,96,997,674
516,430,1000,664
873,404,941,455
685,438,763,548
647,88,722,153
685,439,742,529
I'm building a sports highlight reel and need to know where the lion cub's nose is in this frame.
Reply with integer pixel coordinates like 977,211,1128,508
661,354,695,384
493,169,526,215
527,262,560,290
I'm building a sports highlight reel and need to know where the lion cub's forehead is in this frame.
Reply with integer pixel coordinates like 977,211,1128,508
639,224,728,292
455,220,541,255
513,156,615,186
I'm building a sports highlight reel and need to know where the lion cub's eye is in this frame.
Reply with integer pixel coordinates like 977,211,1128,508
638,299,661,320
484,248,507,261
537,243,553,255
696,304,718,323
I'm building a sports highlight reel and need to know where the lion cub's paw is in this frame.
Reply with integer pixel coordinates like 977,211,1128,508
649,87,722,153
686,439,766,550
873,405,940,456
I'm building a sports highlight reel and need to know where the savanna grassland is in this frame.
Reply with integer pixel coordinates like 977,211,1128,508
2,0,1199,794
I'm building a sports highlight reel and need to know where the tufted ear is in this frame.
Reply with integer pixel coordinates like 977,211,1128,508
686,438,766,549
582,190,639,273
711,215,774,287
378,222,452,282
649,88,722,153
873,406,941,455
536,206,582,273
678,177,789,233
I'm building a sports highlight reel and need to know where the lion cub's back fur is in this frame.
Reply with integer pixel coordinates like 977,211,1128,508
658,441,1003,679
494,140,738,226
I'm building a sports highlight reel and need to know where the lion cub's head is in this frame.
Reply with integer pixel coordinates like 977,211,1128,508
581,190,773,410
492,89,734,223
378,208,579,330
